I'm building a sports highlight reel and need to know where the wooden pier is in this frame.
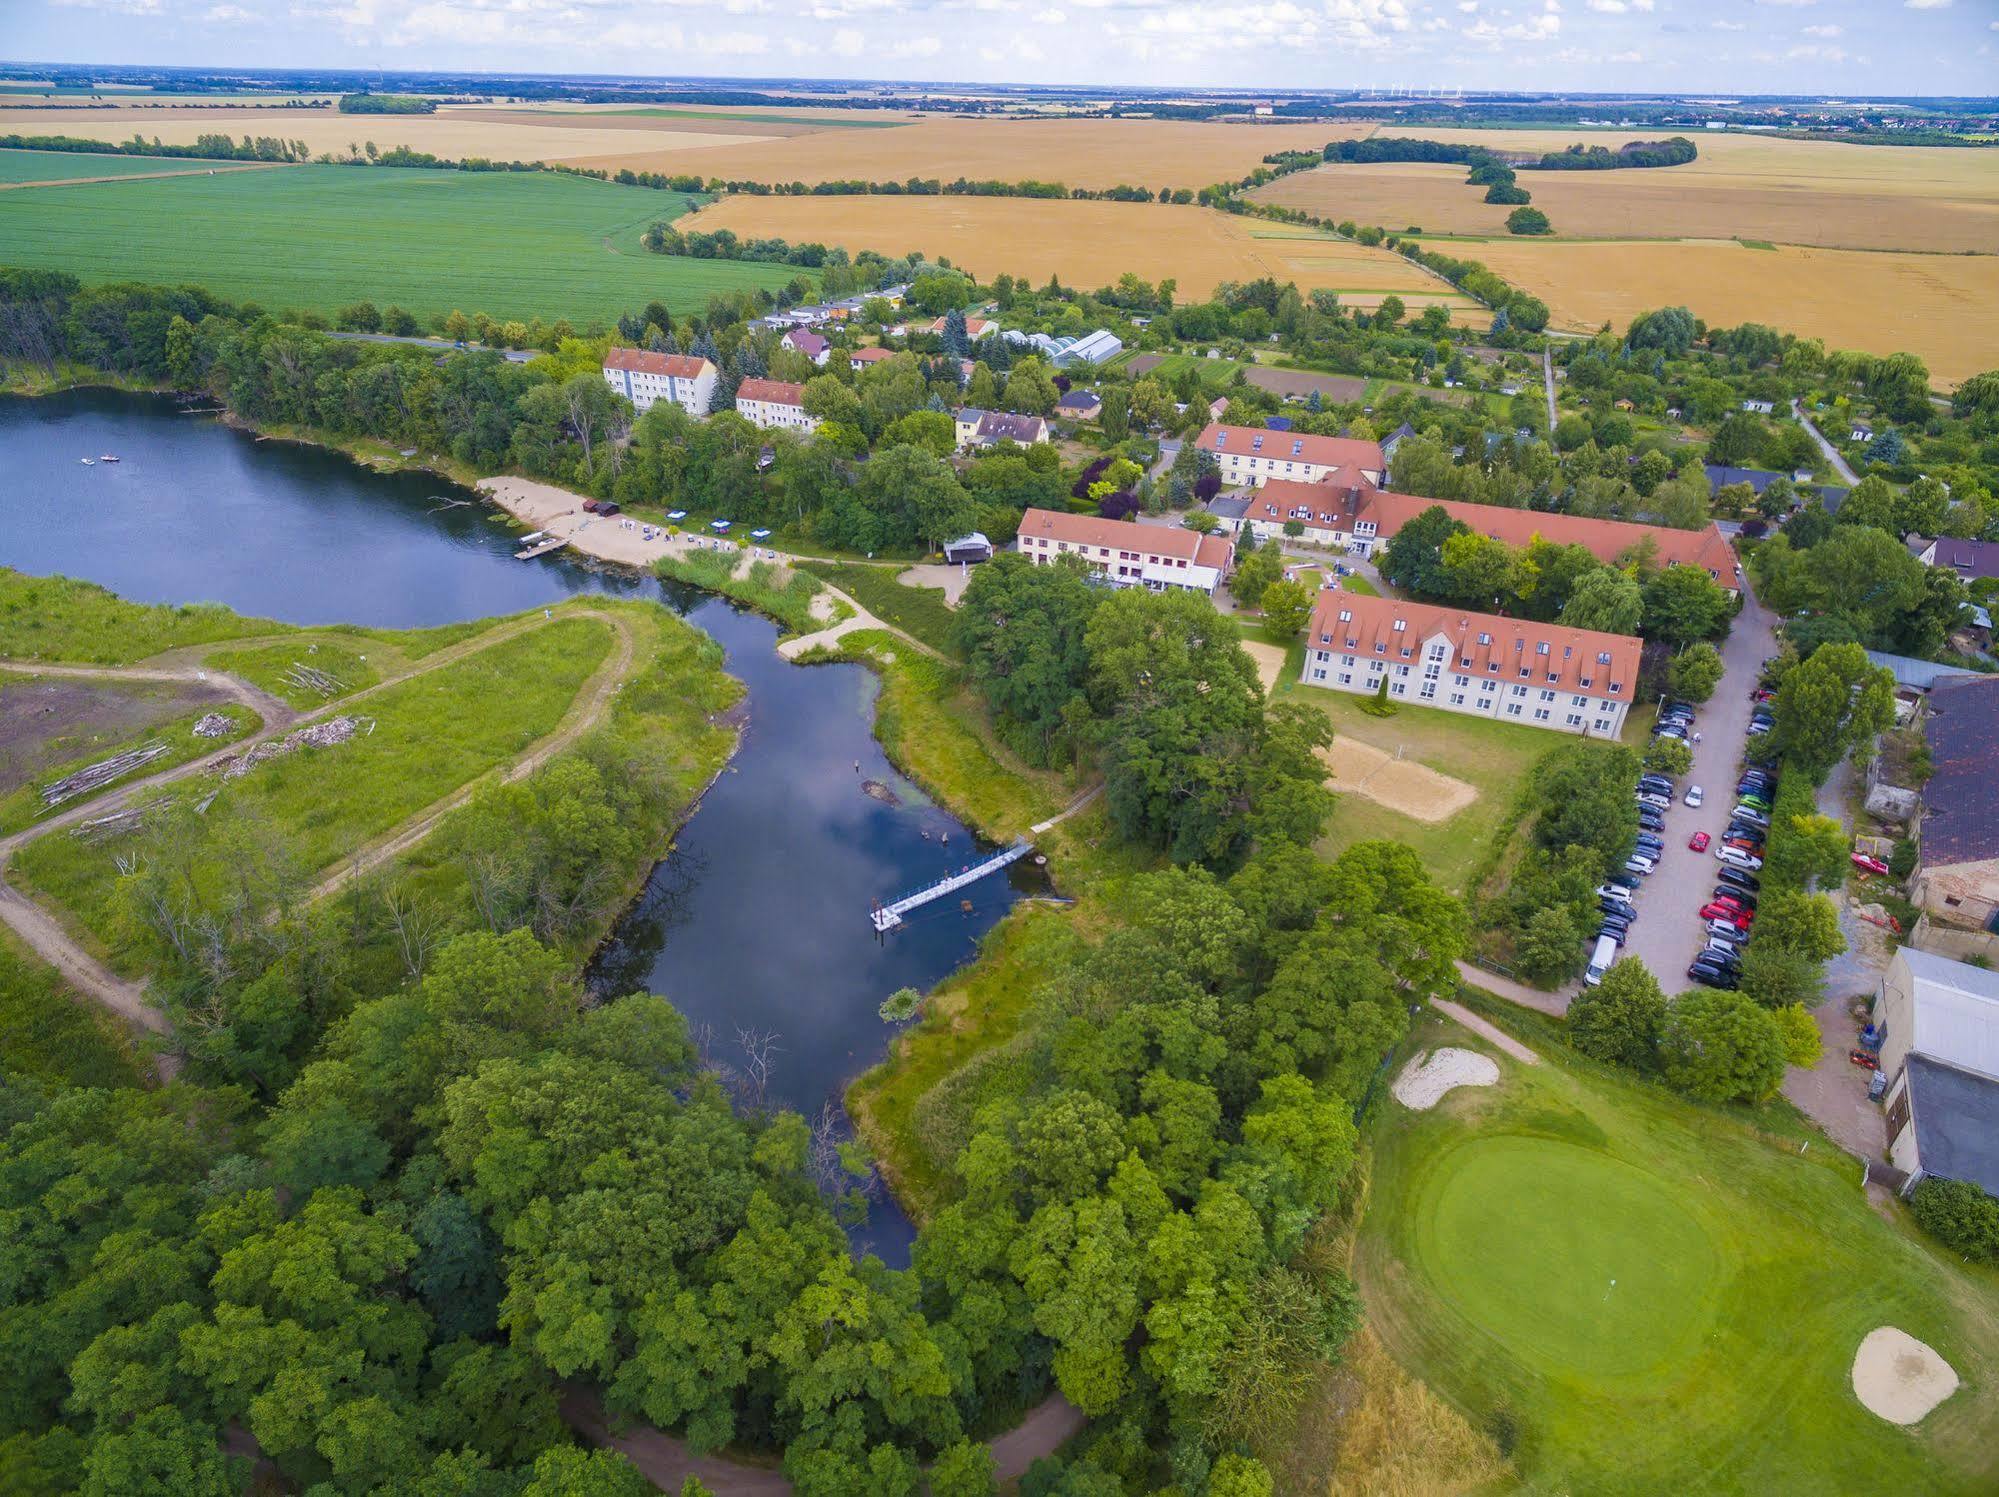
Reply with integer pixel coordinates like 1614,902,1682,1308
515,535,568,561
870,840,1033,933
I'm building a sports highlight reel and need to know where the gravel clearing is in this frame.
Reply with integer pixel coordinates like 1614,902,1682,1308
1393,1047,1501,1111
1851,1327,1959,1425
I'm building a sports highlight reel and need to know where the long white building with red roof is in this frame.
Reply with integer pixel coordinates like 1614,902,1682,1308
1304,588,1641,737
602,347,718,417
735,378,817,433
1015,508,1234,596
1194,423,1387,489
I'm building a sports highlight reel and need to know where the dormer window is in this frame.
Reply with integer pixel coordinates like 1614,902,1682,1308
1291,440,1304,456
1251,434,1264,451
1476,632,1491,646
1392,620,1407,633
1338,610,1352,622
1536,642,1550,656
1546,673,1559,684
1597,651,1612,665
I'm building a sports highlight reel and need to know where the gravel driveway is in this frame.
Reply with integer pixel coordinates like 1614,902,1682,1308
1620,566,1780,996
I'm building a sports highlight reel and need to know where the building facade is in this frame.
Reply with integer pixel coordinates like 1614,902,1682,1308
734,378,818,433
1194,423,1387,489
1877,947,1999,1197
602,347,718,417
954,409,1050,449
1016,508,1233,595
1302,589,1640,737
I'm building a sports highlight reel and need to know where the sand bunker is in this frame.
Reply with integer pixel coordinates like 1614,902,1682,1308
1393,1047,1501,1111
1241,640,1288,693
1315,736,1477,822
1851,1327,1959,1425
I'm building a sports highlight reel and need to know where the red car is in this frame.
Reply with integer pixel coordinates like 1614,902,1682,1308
1709,893,1750,914
1852,852,1891,877
1700,902,1753,928
1689,830,1712,852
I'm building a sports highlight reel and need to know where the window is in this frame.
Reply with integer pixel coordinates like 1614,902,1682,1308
1511,684,1527,697
1395,665,1411,678
1571,695,1586,707
1424,663,1441,680
1597,651,1612,665
1480,679,1497,693
1507,703,1523,716
1337,672,1352,685
1566,713,1583,726
1536,641,1550,656
1342,655,1355,667
1375,643,1387,654
1392,620,1407,633
1534,708,1550,721
1337,609,1352,622
1595,718,1613,733
1579,676,1593,689
1609,682,1624,695
1519,666,1532,679
1421,682,1438,700
1477,697,1493,711
1449,693,1465,706
1540,689,1556,703
1312,668,1327,681
1428,644,1447,661
1392,682,1407,696
1476,632,1492,646
1454,674,1469,688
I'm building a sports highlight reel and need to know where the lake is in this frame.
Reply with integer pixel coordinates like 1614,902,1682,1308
2,387,1028,1260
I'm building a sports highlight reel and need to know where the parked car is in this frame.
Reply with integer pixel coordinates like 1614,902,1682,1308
1725,824,1766,845
1637,791,1672,811
1689,830,1711,852
1704,934,1745,959
1688,961,1740,990
1713,884,1758,910
1716,866,1761,893
1852,852,1891,877
1598,922,1629,947
1597,882,1637,901
1706,916,1752,940
1731,806,1771,829
1624,854,1658,877
1717,846,1764,871
1635,833,1665,853
1685,785,1705,808
1638,812,1666,833
1639,775,1676,795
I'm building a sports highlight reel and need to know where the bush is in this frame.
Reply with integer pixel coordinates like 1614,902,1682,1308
1506,207,1553,236
1908,1177,1999,1263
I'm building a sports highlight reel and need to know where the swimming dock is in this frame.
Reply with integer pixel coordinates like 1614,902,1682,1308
870,840,1033,933
515,534,568,561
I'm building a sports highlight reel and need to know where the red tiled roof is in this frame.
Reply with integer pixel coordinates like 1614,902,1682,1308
604,347,714,378
736,378,807,407
1019,508,1226,567
1196,422,1385,474
850,346,896,364
1308,589,1642,696
1364,490,1736,577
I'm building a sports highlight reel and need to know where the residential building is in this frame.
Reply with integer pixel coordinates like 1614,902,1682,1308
1850,423,1874,443
1740,398,1775,414
1195,423,1387,489
1206,476,1740,594
1912,536,1999,587
924,315,999,340
735,378,818,434
1301,589,1640,738
781,329,831,365
1381,421,1419,463
953,408,1050,449
1913,674,1999,932
1054,389,1103,421
849,346,897,373
1016,508,1233,595
1876,947,1999,1198
602,347,717,418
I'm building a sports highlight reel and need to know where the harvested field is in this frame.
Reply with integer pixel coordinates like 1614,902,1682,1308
683,193,1449,303
575,115,1375,191
1457,238,1999,387
1286,129,1999,253
1315,735,1478,823
0,104,768,169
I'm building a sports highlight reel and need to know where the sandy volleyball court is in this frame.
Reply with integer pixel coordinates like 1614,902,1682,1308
1315,735,1478,822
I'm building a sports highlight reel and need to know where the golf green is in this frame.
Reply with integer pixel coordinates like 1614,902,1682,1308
1413,1134,1721,1380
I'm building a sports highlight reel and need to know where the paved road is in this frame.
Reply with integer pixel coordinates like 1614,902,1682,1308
1791,398,1860,486
1620,563,1780,996
1542,348,1557,432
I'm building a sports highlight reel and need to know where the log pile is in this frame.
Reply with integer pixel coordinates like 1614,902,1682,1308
280,662,348,698
41,742,170,808
215,716,374,782
191,712,238,738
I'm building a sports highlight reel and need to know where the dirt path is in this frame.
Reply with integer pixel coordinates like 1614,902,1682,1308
1031,783,1103,836
307,611,633,900
1542,347,1558,432
1792,397,1861,486
0,606,623,1056
1433,997,1542,1065
8,659,295,728
1453,959,1572,1017
560,1385,1084,1494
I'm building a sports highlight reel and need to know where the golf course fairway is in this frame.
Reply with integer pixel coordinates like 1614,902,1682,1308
1356,1006,1999,1494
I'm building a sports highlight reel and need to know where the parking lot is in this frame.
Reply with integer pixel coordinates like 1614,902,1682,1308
1616,578,1781,994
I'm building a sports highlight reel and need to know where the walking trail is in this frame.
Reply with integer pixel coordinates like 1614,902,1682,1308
1433,997,1542,1066
1454,959,1572,1017
1791,398,1861,486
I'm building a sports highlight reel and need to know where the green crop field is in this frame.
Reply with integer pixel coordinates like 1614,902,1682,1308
0,164,806,322
0,147,272,184
1357,1005,1999,1493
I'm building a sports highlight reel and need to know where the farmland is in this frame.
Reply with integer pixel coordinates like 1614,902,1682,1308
0,146,275,185
1254,131,1999,253
680,192,1459,304
1361,1003,1999,1495
1457,238,1999,387
0,164,803,322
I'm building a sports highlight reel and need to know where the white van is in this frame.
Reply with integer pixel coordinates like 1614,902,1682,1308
1584,934,1618,986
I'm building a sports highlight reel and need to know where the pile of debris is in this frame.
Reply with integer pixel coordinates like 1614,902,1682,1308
191,712,238,739
215,716,374,782
71,803,162,842
280,661,348,698
41,742,170,808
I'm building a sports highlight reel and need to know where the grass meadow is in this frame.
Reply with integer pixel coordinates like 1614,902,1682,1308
0,147,270,183
0,165,805,323
1359,1003,1999,1494
0,926,142,1089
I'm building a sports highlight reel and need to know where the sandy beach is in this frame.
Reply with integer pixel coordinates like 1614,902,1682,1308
477,474,775,573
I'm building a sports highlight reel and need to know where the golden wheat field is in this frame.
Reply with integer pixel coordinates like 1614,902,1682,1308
681,193,1473,307
1255,133,1999,253
1462,239,1998,385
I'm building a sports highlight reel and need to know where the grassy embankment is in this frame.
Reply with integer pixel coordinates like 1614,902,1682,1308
795,562,964,658
0,925,142,1089
0,568,277,664
14,616,615,974
203,621,490,705
652,549,838,637
0,164,805,323
1358,1001,1999,1494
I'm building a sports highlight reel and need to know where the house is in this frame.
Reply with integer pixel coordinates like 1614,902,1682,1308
735,377,817,434
1205,477,1740,595
943,533,994,565
953,408,1050,450
1015,508,1233,596
1054,389,1103,421
1301,589,1640,738
1740,398,1775,415
1913,674,1999,932
1851,423,1874,443
924,316,999,341
849,346,897,373
602,347,717,418
781,330,830,366
1913,536,1999,586
1381,422,1419,463
1876,948,1999,1198
1704,463,1791,497
1194,423,1387,489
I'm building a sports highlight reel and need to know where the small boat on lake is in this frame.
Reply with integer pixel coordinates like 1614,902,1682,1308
79,457,95,466
99,454,120,463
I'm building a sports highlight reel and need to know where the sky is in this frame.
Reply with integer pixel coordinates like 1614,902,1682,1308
7,0,1999,96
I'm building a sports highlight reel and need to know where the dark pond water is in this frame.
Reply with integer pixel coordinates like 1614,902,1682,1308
2,387,1030,1260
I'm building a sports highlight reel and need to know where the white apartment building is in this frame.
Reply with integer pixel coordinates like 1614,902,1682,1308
1015,507,1233,595
1194,423,1386,489
602,347,718,418
734,377,818,433
1302,589,1639,738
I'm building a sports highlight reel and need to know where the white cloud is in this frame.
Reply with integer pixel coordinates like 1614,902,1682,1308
1753,0,1816,7
1032,6,1066,20
1802,23,1841,37
1904,0,1953,9
831,26,864,54
204,2,259,17
50,0,165,12
1711,19,1746,30
1787,42,1848,61
1585,0,1654,12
